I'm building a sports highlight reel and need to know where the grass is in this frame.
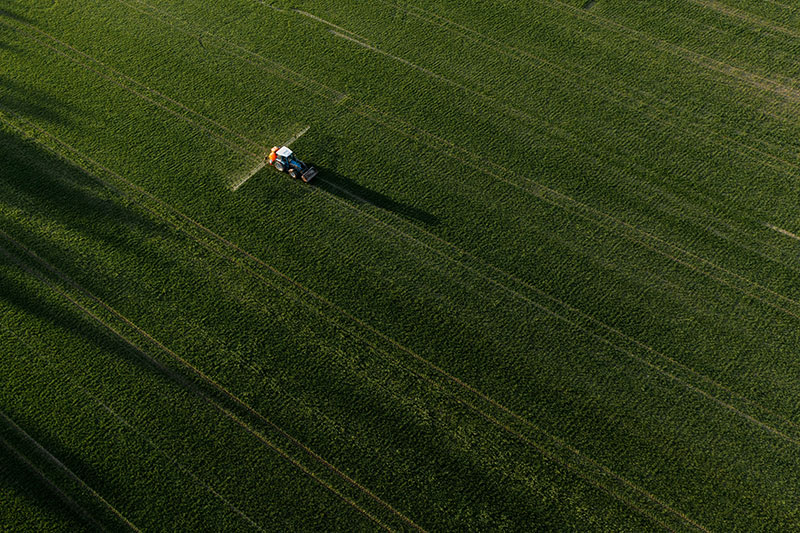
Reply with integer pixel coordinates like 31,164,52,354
1,0,800,530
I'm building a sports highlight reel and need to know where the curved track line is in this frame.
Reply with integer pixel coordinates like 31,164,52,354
116,0,800,292
313,4,800,281
55,0,800,332
110,0,800,326
374,0,800,255
7,1,800,528
684,0,800,39
539,0,800,100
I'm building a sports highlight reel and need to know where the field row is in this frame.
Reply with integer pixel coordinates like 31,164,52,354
2,0,800,529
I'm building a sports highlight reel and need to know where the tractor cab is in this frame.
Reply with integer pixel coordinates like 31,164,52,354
275,146,297,167
268,146,318,182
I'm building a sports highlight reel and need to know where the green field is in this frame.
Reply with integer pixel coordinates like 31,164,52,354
2,0,800,530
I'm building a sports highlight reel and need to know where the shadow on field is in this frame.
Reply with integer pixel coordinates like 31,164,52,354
307,131,438,226
259,342,570,530
0,122,172,268
0,111,181,528
0,6,32,24
0,124,186,395
0,76,76,125
0,410,98,532
314,166,438,226
0,40,20,52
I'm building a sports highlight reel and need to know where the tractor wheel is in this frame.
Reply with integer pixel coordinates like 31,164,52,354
274,160,285,172
288,168,299,179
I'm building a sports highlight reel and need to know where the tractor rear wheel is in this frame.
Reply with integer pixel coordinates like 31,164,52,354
274,160,285,172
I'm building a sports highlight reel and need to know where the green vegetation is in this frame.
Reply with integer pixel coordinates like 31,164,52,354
1,0,799,530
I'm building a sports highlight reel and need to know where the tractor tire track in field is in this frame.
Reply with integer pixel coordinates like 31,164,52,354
684,0,800,40
10,8,800,451
292,6,800,298
6,8,800,524
0,323,266,531
13,7,798,458
319,1,800,278
0,107,705,532
0,434,110,532
0,132,673,531
0,21,260,161
1,108,711,533
121,0,800,290
374,0,800,258
17,0,800,291
308,167,800,451
0,410,140,532
110,0,800,333
264,7,800,335
0,141,657,532
6,6,800,524
0,227,419,532
537,0,800,104
6,0,800,528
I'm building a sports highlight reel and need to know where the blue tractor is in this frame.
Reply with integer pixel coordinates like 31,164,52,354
267,146,318,183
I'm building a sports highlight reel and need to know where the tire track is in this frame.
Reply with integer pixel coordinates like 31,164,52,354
114,0,800,335
684,0,800,39
0,233,415,532
3,13,792,516
0,434,108,532
6,13,800,447
324,0,800,276
7,8,800,524
0,323,266,532
121,0,796,277
287,5,800,297
375,0,800,251
0,109,704,533
0,20,259,160
0,410,140,532
538,0,800,103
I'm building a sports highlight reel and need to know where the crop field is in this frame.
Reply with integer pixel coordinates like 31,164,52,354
2,0,800,530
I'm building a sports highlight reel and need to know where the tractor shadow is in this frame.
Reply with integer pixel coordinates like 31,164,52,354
313,167,438,226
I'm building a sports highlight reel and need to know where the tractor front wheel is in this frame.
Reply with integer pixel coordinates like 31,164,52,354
288,168,299,179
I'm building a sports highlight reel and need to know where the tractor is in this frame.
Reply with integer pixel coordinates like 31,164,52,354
267,146,318,183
